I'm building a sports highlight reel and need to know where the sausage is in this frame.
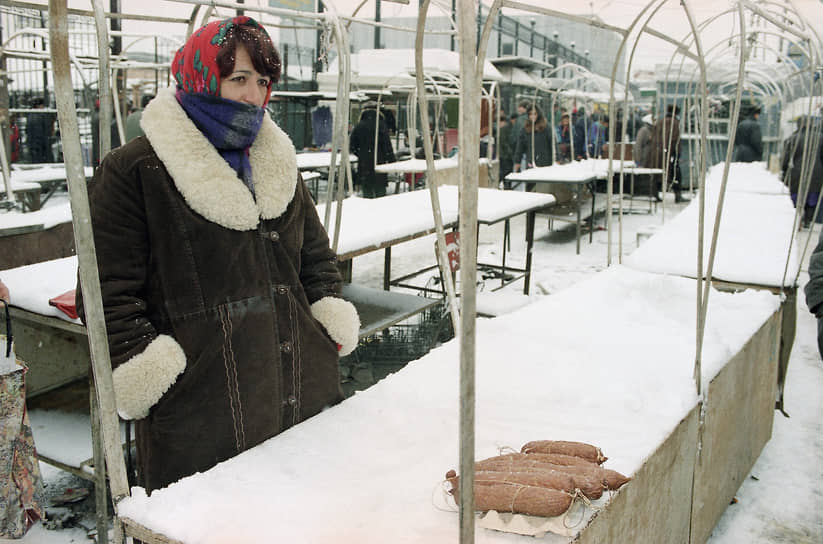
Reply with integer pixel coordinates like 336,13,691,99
520,440,608,464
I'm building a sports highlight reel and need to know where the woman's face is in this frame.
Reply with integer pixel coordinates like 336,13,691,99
219,45,270,107
528,110,538,122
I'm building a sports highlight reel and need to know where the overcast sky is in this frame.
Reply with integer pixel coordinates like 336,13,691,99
48,0,823,72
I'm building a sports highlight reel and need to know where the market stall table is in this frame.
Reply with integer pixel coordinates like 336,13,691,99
319,186,555,294
295,151,357,171
584,159,665,214
505,164,599,254
3,165,94,211
624,163,798,542
112,265,782,543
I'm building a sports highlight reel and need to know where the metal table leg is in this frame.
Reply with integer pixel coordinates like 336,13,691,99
524,211,536,295
90,378,109,544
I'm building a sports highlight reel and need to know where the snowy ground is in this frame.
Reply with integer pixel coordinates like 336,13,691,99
3,189,822,543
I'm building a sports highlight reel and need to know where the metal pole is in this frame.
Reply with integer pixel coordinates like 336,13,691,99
457,0,479,541
51,0,131,520
374,0,381,49
415,1,460,336
0,17,13,203
110,0,123,116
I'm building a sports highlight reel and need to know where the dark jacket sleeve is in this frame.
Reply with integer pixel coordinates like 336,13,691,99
76,146,157,367
377,127,395,165
805,228,823,316
781,137,791,182
297,179,344,304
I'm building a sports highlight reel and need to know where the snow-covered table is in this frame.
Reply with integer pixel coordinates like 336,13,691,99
295,151,357,171
625,164,799,522
320,187,555,293
2,165,94,211
113,265,782,543
373,157,459,174
505,164,599,254
625,175,799,289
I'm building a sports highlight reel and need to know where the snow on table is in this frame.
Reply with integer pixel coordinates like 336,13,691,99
0,200,72,231
705,162,789,195
0,256,79,323
318,187,553,258
27,410,126,471
505,162,600,183
625,182,799,288
295,151,357,170
374,157,459,174
116,266,779,543
6,165,94,185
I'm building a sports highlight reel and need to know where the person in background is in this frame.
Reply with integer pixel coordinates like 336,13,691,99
91,98,122,167
26,98,55,163
589,114,609,159
781,115,823,228
556,113,571,163
497,113,513,187
649,104,688,203
124,94,154,142
513,105,553,191
349,104,396,198
805,228,823,359
510,100,530,154
9,114,20,163
76,16,360,493
634,114,654,168
733,105,763,162
572,107,588,161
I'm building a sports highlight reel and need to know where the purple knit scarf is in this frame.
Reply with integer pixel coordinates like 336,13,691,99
176,89,264,195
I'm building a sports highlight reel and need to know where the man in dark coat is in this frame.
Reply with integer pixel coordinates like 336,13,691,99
805,228,823,359
77,17,360,493
733,106,763,162
781,116,823,227
349,106,396,198
497,113,513,186
26,98,55,163
649,104,688,202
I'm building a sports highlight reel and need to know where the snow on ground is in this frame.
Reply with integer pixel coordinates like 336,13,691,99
2,185,822,542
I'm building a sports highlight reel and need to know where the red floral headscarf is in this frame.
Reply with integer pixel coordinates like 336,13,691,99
172,16,274,107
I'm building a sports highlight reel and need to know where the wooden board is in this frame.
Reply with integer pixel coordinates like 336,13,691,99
690,309,781,543
576,406,699,544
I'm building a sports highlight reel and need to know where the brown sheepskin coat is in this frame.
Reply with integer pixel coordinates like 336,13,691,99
77,88,359,492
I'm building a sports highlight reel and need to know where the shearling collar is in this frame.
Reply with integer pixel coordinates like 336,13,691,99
140,87,297,230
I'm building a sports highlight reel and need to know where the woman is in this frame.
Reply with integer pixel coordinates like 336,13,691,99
556,113,571,163
77,17,360,492
513,106,554,191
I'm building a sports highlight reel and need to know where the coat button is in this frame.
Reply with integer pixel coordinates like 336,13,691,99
286,394,297,406
280,341,293,353
277,285,289,295
269,231,280,242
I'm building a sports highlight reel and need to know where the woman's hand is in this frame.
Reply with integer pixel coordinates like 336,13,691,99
0,280,9,303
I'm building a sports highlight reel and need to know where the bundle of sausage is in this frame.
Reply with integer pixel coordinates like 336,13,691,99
445,440,630,518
